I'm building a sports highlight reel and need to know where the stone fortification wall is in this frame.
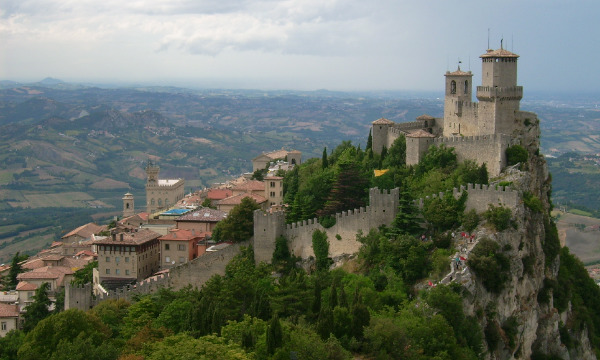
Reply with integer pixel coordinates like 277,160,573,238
415,183,520,213
66,241,249,309
443,101,479,137
254,188,399,263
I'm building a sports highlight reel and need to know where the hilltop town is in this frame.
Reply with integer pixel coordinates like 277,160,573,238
1,45,600,359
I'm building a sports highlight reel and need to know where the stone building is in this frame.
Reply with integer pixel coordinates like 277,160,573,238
252,149,301,172
158,229,207,269
122,192,135,218
0,303,19,337
372,44,532,177
145,161,185,214
93,229,161,290
175,207,227,233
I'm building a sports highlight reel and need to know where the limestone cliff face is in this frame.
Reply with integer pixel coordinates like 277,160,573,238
460,116,596,359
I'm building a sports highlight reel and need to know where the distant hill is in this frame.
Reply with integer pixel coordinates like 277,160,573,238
0,80,598,261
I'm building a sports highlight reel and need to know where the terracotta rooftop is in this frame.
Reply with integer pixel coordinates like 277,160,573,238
158,229,208,241
17,266,74,287
265,176,283,180
43,254,64,262
218,193,267,206
372,117,394,125
61,223,106,240
16,281,38,291
176,208,227,222
119,212,149,224
263,149,289,160
416,114,435,121
92,229,161,246
0,303,19,318
406,129,436,138
232,180,265,192
207,189,233,200
480,48,519,58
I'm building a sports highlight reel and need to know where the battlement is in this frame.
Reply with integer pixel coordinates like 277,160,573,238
415,183,520,213
476,86,523,101
390,121,427,133
432,133,514,146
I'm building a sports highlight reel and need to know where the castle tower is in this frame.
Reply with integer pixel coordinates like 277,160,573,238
443,66,474,137
371,117,394,155
476,44,523,136
122,193,134,218
145,160,159,186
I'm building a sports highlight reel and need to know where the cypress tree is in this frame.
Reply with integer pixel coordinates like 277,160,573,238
23,282,51,332
266,315,283,354
338,284,348,308
5,252,24,290
329,284,338,309
366,129,373,151
311,279,322,315
317,307,334,340
322,147,329,169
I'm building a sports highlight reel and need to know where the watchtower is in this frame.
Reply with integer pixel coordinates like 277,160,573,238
476,43,523,136
443,66,474,137
145,160,159,186
122,192,134,218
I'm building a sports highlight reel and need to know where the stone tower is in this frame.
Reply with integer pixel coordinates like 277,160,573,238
476,44,523,136
122,192,134,218
443,66,474,137
145,160,159,186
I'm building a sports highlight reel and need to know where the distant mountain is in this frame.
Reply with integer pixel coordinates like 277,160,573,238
38,77,64,85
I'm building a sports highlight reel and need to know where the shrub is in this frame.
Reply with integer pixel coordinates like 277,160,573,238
462,209,480,232
523,192,543,213
484,205,513,231
319,215,336,229
468,238,510,293
506,145,528,166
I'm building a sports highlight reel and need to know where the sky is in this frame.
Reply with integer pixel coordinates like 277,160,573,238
1,0,598,92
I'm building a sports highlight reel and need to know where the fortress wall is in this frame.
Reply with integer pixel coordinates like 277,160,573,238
415,183,520,213
444,100,480,137
255,188,400,263
168,241,250,290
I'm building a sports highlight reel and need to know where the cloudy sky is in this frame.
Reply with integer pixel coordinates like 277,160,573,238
1,0,598,92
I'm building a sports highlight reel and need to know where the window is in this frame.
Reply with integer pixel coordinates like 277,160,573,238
270,191,275,197
165,256,171,263
165,244,170,250
106,256,110,262
125,270,130,275
1,322,6,331
125,257,129,263
151,198,155,205
270,182,275,187
178,244,186,251
115,269,120,275
106,269,110,275
115,256,120,263
464,80,469,94
450,80,456,94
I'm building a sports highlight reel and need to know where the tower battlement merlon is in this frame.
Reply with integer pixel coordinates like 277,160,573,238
476,86,523,101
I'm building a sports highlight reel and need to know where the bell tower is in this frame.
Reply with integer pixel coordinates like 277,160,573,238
476,42,523,135
443,65,473,137
122,193,134,218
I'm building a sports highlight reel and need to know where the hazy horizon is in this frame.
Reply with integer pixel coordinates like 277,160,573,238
2,1,599,93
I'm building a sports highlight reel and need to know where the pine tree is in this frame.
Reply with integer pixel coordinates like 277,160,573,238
338,285,348,308
322,147,329,169
311,279,322,315
366,129,373,151
5,252,24,290
329,284,338,309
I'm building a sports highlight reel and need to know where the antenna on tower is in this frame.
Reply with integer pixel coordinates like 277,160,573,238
487,28,490,49
511,34,514,51
501,35,504,49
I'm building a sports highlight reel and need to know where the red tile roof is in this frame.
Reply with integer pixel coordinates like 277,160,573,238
218,192,267,206
158,229,209,241
16,281,38,291
372,117,394,125
207,189,233,200
232,180,264,192
480,48,519,58
62,223,106,240
92,229,161,246
0,303,19,318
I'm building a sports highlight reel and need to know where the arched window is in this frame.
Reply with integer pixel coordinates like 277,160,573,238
158,199,162,206
450,80,456,94
126,203,130,209
464,80,469,94
151,198,155,205
291,159,296,165
165,199,169,206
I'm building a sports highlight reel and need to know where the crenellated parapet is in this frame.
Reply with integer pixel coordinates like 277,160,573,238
414,183,520,213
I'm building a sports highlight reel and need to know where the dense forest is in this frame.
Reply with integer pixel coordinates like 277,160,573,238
2,136,600,360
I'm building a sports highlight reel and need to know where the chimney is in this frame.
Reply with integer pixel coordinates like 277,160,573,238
120,234,124,241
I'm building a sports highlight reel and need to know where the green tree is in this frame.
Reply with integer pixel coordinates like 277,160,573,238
3,252,26,290
89,298,130,338
0,329,25,360
272,235,293,272
22,282,52,332
366,129,373,152
319,158,369,216
312,229,331,271
468,238,510,293
382,135,406,169
506,145,528,166
322,147,329,169
423,191,467,232
212,197,261,242
266,315,283,355
71,261,98,286
18,309,113,360
142,333,252,360
201,198,215,209
484,204,513,231
416,144,458,175
389,187,422,236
